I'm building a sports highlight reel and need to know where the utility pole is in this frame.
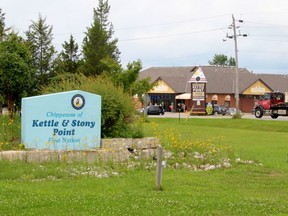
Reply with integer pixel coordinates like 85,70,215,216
232,14,240,113
226,14,247,113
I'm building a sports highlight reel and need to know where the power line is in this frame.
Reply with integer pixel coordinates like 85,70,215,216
119,27,227,42
244,21,288,27
115,14,230,31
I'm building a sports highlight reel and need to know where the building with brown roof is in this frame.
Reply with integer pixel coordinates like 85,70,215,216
139,66,288,113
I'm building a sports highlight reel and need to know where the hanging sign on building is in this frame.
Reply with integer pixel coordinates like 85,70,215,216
21,90,101,150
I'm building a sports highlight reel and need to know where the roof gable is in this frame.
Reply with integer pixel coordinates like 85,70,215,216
149,78,176,93
242,79,272,95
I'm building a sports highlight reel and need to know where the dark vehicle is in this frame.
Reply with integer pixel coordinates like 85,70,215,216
147,105,165,115
213,104,227,115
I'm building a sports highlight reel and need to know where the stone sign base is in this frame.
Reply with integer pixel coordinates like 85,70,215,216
0,137,160,163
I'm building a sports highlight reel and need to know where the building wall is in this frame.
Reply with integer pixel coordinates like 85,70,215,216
206,94,235,108
240,95,255,113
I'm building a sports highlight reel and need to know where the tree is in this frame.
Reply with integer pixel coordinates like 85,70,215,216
0,32,35,118
228,57,236,66
0,8,6,41
55,35,81,74
25,14,56,89
102,60,154,108
0,8,6,114
0,8,11,42
208,54,236,66
113,60,154,96
82,0,120,76
114,60,143,93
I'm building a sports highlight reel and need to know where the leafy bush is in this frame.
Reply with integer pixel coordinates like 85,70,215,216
42,74,143,138
232,111,243,119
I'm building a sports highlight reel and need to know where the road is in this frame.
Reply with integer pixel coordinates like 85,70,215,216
148,112,288,121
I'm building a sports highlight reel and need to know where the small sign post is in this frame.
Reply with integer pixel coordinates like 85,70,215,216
156,146,163,190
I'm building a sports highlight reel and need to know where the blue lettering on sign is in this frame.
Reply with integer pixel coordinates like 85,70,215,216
53,128,75,136
46,112,76,118
31,118,96,137
62,137,81,143
71,120,95,128
62,120,69,127
32,120,59,127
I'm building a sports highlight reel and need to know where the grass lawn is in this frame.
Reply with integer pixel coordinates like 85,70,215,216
144,118,288,169
0,117,288,215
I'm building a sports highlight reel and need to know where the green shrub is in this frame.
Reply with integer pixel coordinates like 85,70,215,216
232,111,243,119
42,74,143,138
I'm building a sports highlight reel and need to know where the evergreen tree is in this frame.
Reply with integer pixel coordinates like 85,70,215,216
0,8,5,113
0,8,5,41
0,32,36,118
0,8,11,42
55,35,81,74
25,14,56,89
82,0,120,76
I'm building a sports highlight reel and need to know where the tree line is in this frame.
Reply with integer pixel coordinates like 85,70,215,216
0,0,235,119
0,0,152,119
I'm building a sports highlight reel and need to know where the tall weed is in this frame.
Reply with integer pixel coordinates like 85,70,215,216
0,115,22,150
151,122,234,167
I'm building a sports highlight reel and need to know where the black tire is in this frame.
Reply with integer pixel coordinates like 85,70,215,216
271,114,278,119
255,108,263,118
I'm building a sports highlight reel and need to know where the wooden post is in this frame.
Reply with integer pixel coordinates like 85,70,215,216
185,105,194,122
156,146,163,190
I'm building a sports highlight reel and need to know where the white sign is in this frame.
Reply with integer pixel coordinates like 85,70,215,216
154,84,168,92
251,86,266,93
192,83,205,101
188,67,207,83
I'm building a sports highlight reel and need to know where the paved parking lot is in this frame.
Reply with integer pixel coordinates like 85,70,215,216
148,112,288,121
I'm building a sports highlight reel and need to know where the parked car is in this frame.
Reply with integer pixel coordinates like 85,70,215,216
227,107,237,116
147,105,165,115
227,107,242,116
213,104,227,115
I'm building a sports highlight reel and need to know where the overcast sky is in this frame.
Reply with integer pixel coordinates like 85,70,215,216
2,0,288,74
